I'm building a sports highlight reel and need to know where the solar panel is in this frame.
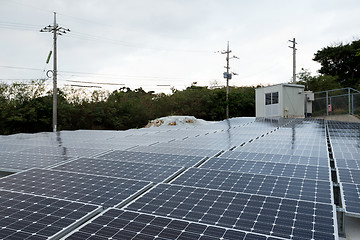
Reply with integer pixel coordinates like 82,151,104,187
53,158,184,183
334,158,360,169
2,116,356,239
341,183,360,216
0,168,152,208
0,152,69,172
220,151,330,167
0,189,101,239
125,183,337,240
65,208,284,240
17,146,108,158
96,150,205,167
201,157,330,181
128,145,221,157
337,168,360,184
0,143,34,153
171,168,332,204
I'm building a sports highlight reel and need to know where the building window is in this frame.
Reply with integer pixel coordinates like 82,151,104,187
265,93,272,105
272,92,279,104
265,92,279,105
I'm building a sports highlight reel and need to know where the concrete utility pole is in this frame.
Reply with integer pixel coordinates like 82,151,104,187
288,38,297,84
221,41,238,119
41,12,70,132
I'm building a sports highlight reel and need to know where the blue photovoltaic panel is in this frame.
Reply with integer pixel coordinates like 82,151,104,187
172,168,332,204
0,168,151,208
53,158,183,183
220,151,329,166
128,145,221,157
0,189,101,239
65,208,284,240
341,183,360,216
96,150,205,167
126,184,337,240
337,168,360,184
201,157,330,181
0,152,69,171
17,146,108,158
335,159,360,170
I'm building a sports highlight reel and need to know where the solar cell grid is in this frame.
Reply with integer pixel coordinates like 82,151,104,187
233,146,328,158
333,151,360,161
53,158,183,183
0,168,151,208
171,168,332,204
334,159,360,169
0,152,69,171
0,189,101,239
65,208,283,240
341,183,360,216
17,146,108,158
201,157,330,181
220,151,329,166
129,145,221,157
337,168,360,184
96,150,205,167
126,183,337,240
0,144,34,153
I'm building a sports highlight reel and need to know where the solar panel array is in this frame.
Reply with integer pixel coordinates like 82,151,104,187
328,121,360,217
1,117,358,239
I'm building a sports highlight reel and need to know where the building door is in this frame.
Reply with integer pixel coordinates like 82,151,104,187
264,92,280,117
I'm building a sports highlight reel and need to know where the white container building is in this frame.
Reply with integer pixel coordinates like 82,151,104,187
255,83,309,118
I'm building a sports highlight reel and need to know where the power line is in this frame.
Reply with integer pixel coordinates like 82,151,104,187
69,30,212,53
63,79,124,86
0,65,217,83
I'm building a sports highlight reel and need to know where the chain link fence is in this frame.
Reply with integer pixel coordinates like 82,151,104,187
313,88,360,117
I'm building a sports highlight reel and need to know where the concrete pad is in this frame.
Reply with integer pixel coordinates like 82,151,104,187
315,114,360,123
340,216,360,240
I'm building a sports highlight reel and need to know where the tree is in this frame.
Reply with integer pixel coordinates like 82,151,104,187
313,40,360,88
297,69,342,92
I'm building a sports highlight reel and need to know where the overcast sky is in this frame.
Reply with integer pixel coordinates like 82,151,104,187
1,0,359,93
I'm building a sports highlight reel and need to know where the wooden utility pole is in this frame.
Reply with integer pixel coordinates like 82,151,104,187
41,12,70,132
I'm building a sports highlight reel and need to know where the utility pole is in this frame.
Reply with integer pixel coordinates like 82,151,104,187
221,41,238,119
288,38,297,84
41,12,70,132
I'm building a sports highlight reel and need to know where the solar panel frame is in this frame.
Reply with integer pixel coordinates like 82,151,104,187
219,151,330,167
0,168,153,208
171,168,333,204
201,157,331,181
96,150,206,167
64,208,285,240
125,183,338,240
340,183,360,217
0,152,71,172
0,189,102,240
17,146,110,158
52,158,185,183
128,145,222,157
337,168,360,184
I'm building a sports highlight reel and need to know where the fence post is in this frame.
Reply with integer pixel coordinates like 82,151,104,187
326,91,329,116
348,88,351,114
352,93,354,115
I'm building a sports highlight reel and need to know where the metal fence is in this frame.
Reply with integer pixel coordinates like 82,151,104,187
313,88,360,117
